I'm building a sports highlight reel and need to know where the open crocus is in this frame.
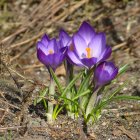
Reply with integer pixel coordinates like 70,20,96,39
37,34,65,71
94,61,118,88
68,21,112,68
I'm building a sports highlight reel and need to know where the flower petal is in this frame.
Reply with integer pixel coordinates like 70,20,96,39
97,46,112,62
110,67,118,79
47,38,58,53
81,57,97,69
103,61,118,75
46,53,65,70
37,41,48,55
37,47,49,66
78,21,95,44
41,34,50,47
59,29,71,47
73,33,87,58
89,33,106,58
37,47,64,71
67,51,84,67
94,61,118,87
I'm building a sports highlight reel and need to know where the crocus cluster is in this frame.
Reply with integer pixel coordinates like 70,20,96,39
36,21,120,123
37,21,118,87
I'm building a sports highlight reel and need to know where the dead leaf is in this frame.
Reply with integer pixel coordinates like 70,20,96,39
112,129,122,136
89,132,96,140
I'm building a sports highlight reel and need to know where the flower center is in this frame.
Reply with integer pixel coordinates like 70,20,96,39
49,50,54,54
86,47,91,58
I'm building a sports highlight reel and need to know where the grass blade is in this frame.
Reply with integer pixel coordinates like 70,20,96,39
72,89,91,100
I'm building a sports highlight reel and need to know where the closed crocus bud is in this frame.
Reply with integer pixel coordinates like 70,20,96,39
68,21,112,69
37,34,65,71
94,61,118,88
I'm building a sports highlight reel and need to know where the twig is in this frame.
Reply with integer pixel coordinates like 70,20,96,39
10,42,34,62
0,126,25,131
10,32,43,49
0,99,21,110
23,64,43,70
112,42,127,51
0,108,15,124
0,27,27,44
117,126,138,140
0,60,22,91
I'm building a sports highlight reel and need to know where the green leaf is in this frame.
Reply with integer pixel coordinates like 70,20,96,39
118,64,128,76
107,81,128,100
61,71,83,97
77,70,92,95
93,82,128,112
86,112,98,123
58,96,86,116
72,89,91,100
112,95,140,101
95,95,140,112
53,105,64,119
49,68,63,94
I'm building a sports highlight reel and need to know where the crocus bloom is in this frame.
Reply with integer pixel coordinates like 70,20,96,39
59,29,84,66
37,34,65,71
68,21,112,68
94,61,118,88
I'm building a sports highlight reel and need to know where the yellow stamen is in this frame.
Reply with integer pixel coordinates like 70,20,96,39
49,50,54,54
86,47,91,58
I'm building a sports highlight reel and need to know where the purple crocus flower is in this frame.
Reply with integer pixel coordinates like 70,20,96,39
37,34,65,71
94,61,118,88
59,29,84,66
68,21,112,68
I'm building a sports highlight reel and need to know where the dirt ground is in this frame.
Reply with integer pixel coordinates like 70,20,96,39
0,0,140,140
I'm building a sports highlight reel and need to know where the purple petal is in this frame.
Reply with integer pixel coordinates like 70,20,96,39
103,62,117,74
94,63,110,86
89,33,106,58
45,53,65,71
37,48,64,71
94,61,118,87
73,33,87,58
47,38,58,53
59,29,71,47
41,34,50,47
37,41,48,55
37,47,49,66
78,21,95,44
97,46,112,62
110,67,118,79
81,57,97,69
67,51,84,67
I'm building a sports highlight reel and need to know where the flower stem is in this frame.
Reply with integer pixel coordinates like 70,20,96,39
65,60,74,118
47,76,55,123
